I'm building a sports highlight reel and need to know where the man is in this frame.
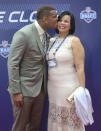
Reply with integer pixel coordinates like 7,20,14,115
7,6,57,131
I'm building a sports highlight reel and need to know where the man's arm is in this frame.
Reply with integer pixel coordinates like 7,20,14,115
8,31,27,106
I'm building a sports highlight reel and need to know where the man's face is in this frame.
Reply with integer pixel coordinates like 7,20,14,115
47,10,58,29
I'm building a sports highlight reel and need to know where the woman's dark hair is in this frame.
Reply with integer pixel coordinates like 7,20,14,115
56,11,75,34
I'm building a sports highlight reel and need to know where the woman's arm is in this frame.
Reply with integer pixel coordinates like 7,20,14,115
71,37,85,88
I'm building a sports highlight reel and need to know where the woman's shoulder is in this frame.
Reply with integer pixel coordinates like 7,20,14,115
48,37,57,48
64,35,80,48
70,35,82,48
50,36,57,42
69,35,80,42
50,36,57,40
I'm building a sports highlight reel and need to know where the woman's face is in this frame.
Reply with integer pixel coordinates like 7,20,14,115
58,15,71,34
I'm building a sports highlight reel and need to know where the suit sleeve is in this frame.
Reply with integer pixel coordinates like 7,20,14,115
8,31,27,94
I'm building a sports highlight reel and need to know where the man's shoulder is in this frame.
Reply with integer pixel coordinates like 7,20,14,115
19,23,34,33
14,23,35,37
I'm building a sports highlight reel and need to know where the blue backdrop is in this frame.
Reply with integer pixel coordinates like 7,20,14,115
0,0,101,131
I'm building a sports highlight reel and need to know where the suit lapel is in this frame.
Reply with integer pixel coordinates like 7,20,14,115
32,23,45,57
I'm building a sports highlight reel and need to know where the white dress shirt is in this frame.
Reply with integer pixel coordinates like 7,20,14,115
34,20,45,42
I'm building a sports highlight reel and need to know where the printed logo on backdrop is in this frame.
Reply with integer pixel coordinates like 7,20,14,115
0,4,70,30
80,7,97,23
0,41,10,58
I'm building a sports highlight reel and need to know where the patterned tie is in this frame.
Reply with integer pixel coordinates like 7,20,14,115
42,32,47,54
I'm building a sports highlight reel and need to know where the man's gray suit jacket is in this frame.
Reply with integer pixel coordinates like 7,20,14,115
8,23,50,97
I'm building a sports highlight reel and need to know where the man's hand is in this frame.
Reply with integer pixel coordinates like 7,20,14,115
13,93,23,107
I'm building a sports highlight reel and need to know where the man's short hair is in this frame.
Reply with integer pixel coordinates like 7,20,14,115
36,6,55,20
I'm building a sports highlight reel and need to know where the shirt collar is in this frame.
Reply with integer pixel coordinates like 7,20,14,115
34,20,45,35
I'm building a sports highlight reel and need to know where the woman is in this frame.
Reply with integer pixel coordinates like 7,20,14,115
47,11,85,131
